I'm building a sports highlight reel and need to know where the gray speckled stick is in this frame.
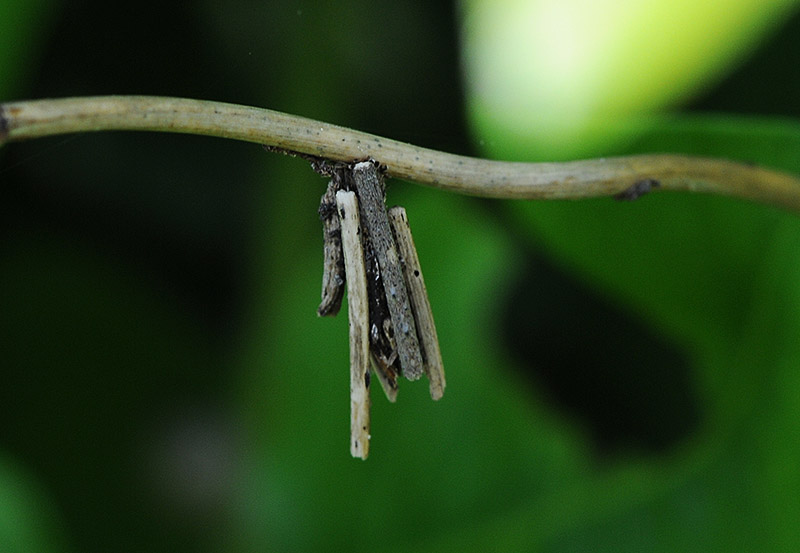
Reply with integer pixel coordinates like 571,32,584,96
388,206,445,400
350,161,424,381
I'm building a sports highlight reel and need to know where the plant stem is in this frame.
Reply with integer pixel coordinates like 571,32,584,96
2,95,800,211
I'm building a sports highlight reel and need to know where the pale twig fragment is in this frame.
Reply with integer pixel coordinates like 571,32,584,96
317,179,345,316
388,206,446,400
336,190,371,459
351,161,424,380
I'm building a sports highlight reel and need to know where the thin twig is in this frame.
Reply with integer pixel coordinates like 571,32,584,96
2,96,800,210
388,206,445,400
336,190,371,459
350,161,424,381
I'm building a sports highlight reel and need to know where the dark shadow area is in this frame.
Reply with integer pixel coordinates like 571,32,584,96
498,245,702,457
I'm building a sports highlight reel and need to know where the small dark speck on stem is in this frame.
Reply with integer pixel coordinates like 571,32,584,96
614,179,660,201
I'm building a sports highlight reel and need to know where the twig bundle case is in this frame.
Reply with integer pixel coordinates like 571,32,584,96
316,160,445,458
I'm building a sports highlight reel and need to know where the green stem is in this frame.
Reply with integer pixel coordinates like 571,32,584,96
3,95,800,210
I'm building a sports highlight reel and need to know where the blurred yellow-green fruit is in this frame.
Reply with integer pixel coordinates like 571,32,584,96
460,0,799,159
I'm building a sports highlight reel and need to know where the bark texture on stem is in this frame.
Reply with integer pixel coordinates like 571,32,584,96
3,96,800,211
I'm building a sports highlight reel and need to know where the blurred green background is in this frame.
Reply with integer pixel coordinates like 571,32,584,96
2,1,800,551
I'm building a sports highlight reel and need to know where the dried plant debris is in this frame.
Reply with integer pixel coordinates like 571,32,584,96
614,178,661,201
317,180,345,316
314,159,445,458
388,206,445,400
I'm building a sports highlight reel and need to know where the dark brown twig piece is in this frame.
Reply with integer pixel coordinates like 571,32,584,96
317,179,345,317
